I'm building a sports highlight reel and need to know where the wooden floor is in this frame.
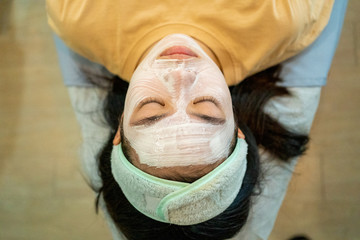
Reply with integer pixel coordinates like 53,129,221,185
0,1,359,239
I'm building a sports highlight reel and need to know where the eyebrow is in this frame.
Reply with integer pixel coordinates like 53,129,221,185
190,113,226,125
131,114,168,126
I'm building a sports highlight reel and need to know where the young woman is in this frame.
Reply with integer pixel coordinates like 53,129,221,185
48,0,347,239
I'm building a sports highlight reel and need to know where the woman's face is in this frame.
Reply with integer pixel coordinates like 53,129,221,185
123,34,235,168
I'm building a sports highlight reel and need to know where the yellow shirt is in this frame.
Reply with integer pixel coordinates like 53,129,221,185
47,0,334,86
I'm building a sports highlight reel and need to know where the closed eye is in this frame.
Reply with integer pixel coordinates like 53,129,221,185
190,96,225,124
131,97,168,126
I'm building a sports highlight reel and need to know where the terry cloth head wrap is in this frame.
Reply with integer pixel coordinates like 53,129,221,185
111,138,248,225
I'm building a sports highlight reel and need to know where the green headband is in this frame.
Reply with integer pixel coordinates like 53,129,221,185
111,138,248,225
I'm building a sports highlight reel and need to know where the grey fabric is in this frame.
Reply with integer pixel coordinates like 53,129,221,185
54,34,114,88
233,87,321,240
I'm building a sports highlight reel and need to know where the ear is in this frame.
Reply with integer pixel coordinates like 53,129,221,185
237,128,245,139
113,114,124,145
113,126,121,145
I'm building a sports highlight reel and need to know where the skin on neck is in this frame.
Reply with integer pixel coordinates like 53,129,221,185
138,37,222,70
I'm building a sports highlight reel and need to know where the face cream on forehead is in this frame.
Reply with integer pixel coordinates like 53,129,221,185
128,117,235,167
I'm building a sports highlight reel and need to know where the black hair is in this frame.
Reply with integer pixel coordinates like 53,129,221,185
95,65,308,240
230,65,308,160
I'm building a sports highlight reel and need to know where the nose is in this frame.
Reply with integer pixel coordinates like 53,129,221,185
164,70,197,95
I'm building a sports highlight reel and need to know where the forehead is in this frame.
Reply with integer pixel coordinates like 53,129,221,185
126,122,234,167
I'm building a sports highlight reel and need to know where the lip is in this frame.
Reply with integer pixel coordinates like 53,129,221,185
159,46,198,59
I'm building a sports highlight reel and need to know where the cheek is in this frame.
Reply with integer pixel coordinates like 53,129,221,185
192,74,230,102
192,64,227,89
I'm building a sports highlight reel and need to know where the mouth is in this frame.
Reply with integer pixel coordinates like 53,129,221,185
159,46,198,59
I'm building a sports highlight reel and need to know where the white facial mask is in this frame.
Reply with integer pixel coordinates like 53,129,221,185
124,34,235,167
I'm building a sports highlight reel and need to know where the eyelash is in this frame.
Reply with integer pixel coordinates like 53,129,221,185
139,97,165,107
193,96,219,105
140,96,218,106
